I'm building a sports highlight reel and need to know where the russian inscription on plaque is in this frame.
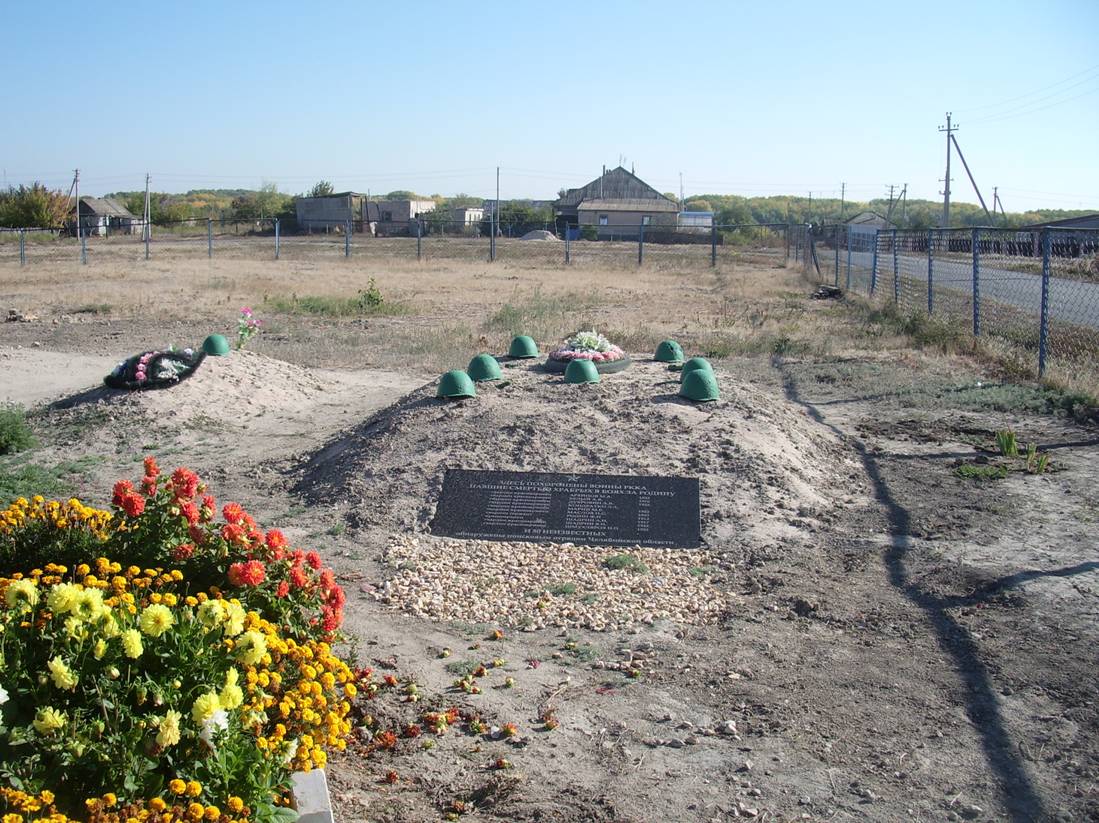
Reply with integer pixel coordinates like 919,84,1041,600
431,469,701,548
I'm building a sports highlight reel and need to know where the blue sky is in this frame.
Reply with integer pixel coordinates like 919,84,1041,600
3,0,1097,212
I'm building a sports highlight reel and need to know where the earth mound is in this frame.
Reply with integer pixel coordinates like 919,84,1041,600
293,358,857,629
519,230,560,241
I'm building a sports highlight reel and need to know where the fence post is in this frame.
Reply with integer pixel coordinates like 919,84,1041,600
274,219,280,260
1038,229,1051,377
145,222,150,260
81,233,87,265
784,225,790,266
845,227,852,291
927,229,934,314
892,229,899,305
564,227,571,265
416,220,422,261
638,223,645,266
490,215,496,262
19,229,26,266
870,230,879,295
207,218,213,259
972,227,981,336
345,220,351,258
711,223,717,267
833,230,840,286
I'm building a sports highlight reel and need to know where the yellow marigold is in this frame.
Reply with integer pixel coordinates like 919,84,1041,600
47,656,78,691
149,798,167,812
139,604,175,637
102,793,117,807
203,806,220,821
162,593,178,607
121,629,144,659
169,779,187,796
186,781,202,798
226,797,244,814
186,803,204,820
39,791,54,805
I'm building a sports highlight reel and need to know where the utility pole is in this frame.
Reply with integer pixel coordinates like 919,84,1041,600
902,184,908,225
840,182,846,220
143,173,151,241
807,191,812,224
679,172,684,209
938,112,958,227
885,184,898,223
949,133,992,223
73,169,81,239
993,187,1006,222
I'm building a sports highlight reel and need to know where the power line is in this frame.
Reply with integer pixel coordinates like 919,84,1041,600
956,62,1099,114
967,83,1099,125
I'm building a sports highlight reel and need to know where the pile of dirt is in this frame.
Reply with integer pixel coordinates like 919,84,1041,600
294,358,858,581
518,230,560,241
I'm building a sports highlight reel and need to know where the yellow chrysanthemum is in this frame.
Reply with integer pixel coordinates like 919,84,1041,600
139,604,175,637
32,707,66,734
46,582,81,615
196,599,225,630
74,588,107,621
93,638,108,660
47,656,78,691
234,631,267,666
121,629,144,659
4,579,38,611
191,692,221,725
223,601,245,637
154,709,182,748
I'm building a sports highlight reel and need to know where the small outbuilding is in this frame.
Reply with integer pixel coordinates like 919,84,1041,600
73,196,139,236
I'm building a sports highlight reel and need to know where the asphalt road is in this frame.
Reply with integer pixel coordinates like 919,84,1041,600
831,250,1099,329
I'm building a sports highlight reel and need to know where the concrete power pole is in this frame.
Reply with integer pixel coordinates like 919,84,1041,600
938,112,958,227
840,182,846,220
73,169,81,239
143,173,151,241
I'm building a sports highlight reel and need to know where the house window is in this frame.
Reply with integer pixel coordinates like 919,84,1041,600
382,211,393,221
642,215,651,225
598,214,608,226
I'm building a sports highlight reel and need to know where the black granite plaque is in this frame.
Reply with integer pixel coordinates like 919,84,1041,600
431,469,700,548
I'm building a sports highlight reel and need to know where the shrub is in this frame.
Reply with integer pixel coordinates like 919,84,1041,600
0,405,35,455
601,554,648,574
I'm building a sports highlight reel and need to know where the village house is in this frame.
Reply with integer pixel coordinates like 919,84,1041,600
294,193,436,235
554,167,678,240
72,196,139,236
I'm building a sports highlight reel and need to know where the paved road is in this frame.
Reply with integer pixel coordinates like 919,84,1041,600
831,250,1099,329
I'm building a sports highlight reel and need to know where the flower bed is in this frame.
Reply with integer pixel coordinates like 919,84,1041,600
545,330,631,374
0,462,353,821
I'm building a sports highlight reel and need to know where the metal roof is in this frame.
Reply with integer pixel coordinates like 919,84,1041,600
578,198,679,213
78,196,136,218
556,167,675,209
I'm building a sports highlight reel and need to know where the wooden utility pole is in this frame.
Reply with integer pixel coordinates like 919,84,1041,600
938,113,958,227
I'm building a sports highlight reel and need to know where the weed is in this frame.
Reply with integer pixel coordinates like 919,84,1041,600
444,660,479,677
955,463,1009,481
327,522,346,536
579,593,600,605
0,406,35,455
1025,444,1051,475
269,289,409,317
996,429,1019,458
601,554,649,574
0,456,102,503
546,582,577,596
69,303,111,315
689,566,715,579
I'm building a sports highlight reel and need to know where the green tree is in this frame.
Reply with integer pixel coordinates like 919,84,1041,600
0,183,72,228
684,199,712,213
309,180,334,197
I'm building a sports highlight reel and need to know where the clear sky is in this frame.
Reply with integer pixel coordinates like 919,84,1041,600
3,0,1097,212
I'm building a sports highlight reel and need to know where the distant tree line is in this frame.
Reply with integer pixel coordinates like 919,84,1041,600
0,180,1093,231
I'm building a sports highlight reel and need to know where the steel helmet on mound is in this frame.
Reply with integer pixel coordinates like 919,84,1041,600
564,359,600,384
654,339,684,363
508,335,539,358
679,356,713,383
466,353,502,382
202,334,230,356
437,370,477,399
679,368,719,402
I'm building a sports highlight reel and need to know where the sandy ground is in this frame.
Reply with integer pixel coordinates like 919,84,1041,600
2,253,1098,822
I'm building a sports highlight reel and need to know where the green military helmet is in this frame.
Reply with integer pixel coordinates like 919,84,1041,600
202,333,230,356
467,353,502,382
437,369,477,399
679,356,713,383
679,368,720,402
564,359,600,384
508,335,539,359
654,339,684,363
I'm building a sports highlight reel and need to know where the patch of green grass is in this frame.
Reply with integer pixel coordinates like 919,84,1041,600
561,640,598,663
484,288,598,336
269,288,411,318
69,303,111,315
601,554,649,574
0,406,36,455
578,593,599,605
0,456,103,504
955,463,1009,481
326,522,346,536
689,565,716,579
545,582,577,596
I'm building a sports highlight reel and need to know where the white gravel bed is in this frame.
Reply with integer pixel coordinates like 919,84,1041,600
375,534,733,631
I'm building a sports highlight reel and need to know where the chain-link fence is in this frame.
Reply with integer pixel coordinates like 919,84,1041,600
0,219,792,271
803,224,1099,390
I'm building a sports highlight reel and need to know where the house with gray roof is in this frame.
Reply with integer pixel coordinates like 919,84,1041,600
73,196,139,236
555,167,678,240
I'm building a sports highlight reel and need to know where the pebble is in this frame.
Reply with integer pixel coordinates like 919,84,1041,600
376,534,734,629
